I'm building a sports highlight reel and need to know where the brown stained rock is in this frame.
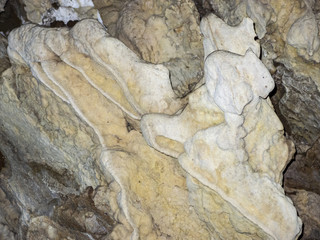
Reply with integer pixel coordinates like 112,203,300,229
53,186,115,238
271,64,320,151
25,186,116,240
285,137,320,195
116,0,204,97
286,189,320,240
27,216,93,240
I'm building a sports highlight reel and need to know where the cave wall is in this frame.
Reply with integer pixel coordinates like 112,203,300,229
0,0,319,239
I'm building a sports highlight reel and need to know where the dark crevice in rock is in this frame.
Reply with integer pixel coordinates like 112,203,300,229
0,149,5,172
0,0,25,35
284,136,320,195
192,0,213,19
270,70,292,135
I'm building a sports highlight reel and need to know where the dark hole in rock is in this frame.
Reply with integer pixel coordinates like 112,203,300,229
67,20,78,28
0,150,5,171
50,20,79,28
270,69,292,135
192,0,212,19
52,2,60,10
0,0,24,35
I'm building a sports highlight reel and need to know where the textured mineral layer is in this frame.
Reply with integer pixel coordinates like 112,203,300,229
199,1,320,238
0,5,303,240
143,13,302,240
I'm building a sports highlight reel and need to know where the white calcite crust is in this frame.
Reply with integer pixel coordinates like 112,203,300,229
142,13,302,240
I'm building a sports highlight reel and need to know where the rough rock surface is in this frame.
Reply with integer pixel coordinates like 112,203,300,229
0,35,10,73
0,2,309,240
116,0,204,97
286,189,320,240
202,1,320,237
285,137,320,196
3,19,209,240
21,0,101,26
206,0,320,151
142,13,301,240
92,0,126,36
0,0,6,12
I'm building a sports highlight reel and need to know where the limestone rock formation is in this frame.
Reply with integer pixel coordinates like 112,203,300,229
116,0,204,97
92,0,126,37
0,2,306,239
21,0,102,26
142,13,301,239
197,2,320,236
205,0,320,152
3,18,209,240
200,13,260,58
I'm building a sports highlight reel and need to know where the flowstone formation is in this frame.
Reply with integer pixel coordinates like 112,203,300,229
1,6,302,240
142,13,302,239
196,1,320,238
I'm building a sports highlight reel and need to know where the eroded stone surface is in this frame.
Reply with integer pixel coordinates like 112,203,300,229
92,0,126,36
200,13,260,58
286,189,320,240
0,35,10,74
0,5,306,240
142,13,301,240
4,19,210,240
285,137,320,195
206,0,320,153
116,0,204,97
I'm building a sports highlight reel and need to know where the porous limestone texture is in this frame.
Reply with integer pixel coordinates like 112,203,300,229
116,0,204,97
200,13,260,58
205,0,320,151
1,8,302,240
92,0,126,36
4,19,210,239
142,13,302,240
201,3,320,236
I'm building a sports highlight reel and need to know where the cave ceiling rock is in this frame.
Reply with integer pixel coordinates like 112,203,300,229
116,0,204,97
7,19,210,240
141,13,302,240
